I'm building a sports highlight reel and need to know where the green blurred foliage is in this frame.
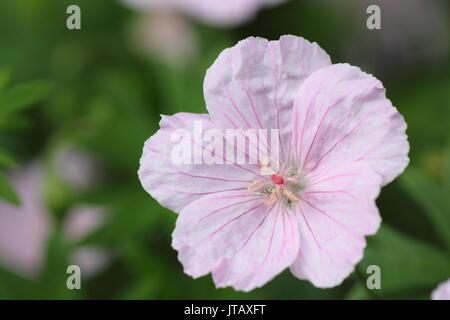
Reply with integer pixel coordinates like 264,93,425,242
0,0,449,300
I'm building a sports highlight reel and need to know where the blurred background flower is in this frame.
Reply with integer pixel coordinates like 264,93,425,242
126,12,198,66
0,0,448,299
0,164,50,279
121,0,289,26
341,0,449,76
0,163,110,282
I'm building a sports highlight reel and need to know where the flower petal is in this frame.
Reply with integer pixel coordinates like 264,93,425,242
290,162,382,288
204,35,331,163
432,278,450,300
138,113,259,212
172,190,269,278
212,203,300,291
291,63,409,185
303,162,382,236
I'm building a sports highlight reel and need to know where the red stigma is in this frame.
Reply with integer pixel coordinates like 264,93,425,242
271,174,284,185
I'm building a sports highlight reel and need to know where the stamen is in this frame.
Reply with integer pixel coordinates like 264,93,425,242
274,185,282,199
264,189,281,205
247,180,268,192
287,167,298,177
282,188,299,202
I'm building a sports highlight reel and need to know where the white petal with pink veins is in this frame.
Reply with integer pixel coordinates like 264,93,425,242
172,190,267,278
204,36,331,163
290,163,382,288
212,203,300,291
291,63,409,185
138,113,259,213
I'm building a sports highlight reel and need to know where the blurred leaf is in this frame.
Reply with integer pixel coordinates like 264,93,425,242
0,171,19,205
120,274,160,300
118,243,165,299
0,113,33,130
0,267,41,299
400,168,450,250
80,71,156,170
0,79,52,113
81,185,168,246
445,147,450,195
344,282,371,300
0,150,16,168
359,225,450,295
0,68,11,90
40,232,79,299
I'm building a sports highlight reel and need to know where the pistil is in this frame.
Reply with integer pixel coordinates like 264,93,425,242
247,168,301,208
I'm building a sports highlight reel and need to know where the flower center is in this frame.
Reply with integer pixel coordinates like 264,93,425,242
247,167,303,208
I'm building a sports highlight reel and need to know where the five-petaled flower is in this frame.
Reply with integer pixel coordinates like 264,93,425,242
138,35,409,291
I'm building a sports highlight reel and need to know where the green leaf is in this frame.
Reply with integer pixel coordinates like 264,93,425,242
344,282,371,300
358,225,450,295
400,168,450,250
119,274,160,300
0,150,16,168
40,232,79,299
0,79,52,113
0,68,11,90
0,171,20,205
0,113,33,130
0,267,42,299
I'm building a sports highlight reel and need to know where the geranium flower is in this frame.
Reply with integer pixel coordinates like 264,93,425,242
0,162,110,279
121,0,288,26
138,35,409,291
432,278,450,300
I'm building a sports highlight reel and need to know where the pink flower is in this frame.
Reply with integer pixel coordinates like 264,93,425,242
0,164,50,278
138,35,409,291
121,0,288,26
63,206,111,278
55,146,101,190
432,279,450,300
0,163,110,279
127,12,198,65
63,205,108,242
69,247,111,278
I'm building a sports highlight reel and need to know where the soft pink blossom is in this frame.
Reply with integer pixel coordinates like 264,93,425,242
127,12,198,65
69,247,111,278
432,278,450,300
138,35,409,291
0,163,110,279
63,205,108,242
63,205,111,277
121,0,288,26
0,164,51,278
55,147,101,190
